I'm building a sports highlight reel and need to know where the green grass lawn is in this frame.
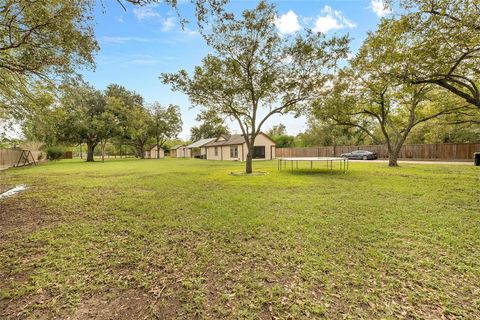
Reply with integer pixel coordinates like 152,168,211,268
0,158,479,319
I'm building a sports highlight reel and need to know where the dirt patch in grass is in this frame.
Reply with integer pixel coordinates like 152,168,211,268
1,289,162,320
0,293,49,320
229,171,268,176
0,199,59,243
0,184,14,194
73,289,155,320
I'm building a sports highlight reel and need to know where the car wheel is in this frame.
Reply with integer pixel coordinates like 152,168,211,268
362,156,367,160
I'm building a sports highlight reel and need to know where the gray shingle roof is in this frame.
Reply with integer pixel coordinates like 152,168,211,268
205,134,246,147
170,145,184,150
185,138,217,148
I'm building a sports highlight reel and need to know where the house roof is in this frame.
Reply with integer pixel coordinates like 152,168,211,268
204,133,276,147
170,145,185,150
205,134,244,147
148,145,164,152
185,138,217,149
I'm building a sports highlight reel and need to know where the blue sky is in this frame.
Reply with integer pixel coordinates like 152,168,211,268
83,0,391,140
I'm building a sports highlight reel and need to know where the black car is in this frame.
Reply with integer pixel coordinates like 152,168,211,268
340,150,377,160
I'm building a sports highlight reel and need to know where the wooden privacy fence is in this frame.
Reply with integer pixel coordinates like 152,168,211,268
276,143,480,161
0,149,43,170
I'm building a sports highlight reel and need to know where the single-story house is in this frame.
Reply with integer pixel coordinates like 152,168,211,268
204,133,276,161
185,138,217,158
170,145,190,158
144,145,165,159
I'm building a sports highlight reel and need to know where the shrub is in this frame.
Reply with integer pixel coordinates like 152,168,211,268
46,147,64,161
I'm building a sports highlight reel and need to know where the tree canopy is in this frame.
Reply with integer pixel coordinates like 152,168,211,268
61,83,121,162
150,103,183,158
367,0,480,108
0,0,99,119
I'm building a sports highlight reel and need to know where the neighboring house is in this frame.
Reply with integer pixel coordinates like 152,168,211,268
185,138,217,159
170,145,191,158
145,146,165,159
204,133,276,161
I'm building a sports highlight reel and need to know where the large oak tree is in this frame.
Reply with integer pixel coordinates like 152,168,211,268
316,68,469,167
62,83,119,162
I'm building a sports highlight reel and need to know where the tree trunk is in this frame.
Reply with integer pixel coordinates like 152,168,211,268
86,142,96,162
245,150,253,173
136,142,145,159
245,144,253,174
101,142,106,163
388,130,410,167
388,143,404,167
388,152,399,167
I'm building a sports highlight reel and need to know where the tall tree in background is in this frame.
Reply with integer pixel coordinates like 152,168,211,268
105,84,144,157
370,0,480,109
127,106,153,159
266,123,295,147
162,1,349,173
267,124,287,137
150,103,183,158
0,0,98,119
190,110,229,141
408,115,480,144
295,117,369,147
62,83,118,162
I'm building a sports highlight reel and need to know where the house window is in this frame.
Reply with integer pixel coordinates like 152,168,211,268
215,146,218,156
230,146,238,158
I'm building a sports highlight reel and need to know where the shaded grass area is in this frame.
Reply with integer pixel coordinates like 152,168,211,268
0,158,479,319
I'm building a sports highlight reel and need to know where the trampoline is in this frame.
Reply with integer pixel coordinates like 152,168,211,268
277,157,349,173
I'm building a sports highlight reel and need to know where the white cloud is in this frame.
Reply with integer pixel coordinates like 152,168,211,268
102,36,157,44
133,5,177,33
275,10,302,35
314,15,342,33
370,0,392,17
313,5,356,34
133,4,160,20
161,17,176,32
182,27,199,37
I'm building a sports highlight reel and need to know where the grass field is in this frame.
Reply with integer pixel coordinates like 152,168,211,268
0,158,479,319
